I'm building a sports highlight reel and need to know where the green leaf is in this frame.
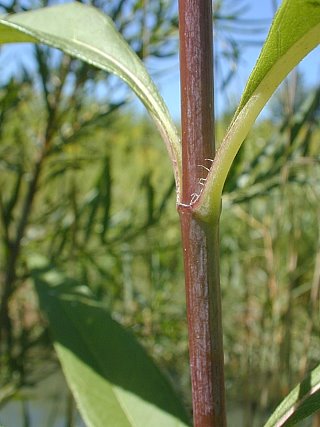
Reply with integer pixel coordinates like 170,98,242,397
236,0,320,115
29,256,190,427
263,364,320,427
0,3,181,198
197,0,320,220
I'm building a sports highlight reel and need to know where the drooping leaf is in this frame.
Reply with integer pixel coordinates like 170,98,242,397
29,256,191,427
263,364,320,427
197,0,320,220
0,3,181,197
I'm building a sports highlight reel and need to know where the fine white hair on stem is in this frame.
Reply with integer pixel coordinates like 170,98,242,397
190,192,201,204
198,164,210,172
198,158,214,172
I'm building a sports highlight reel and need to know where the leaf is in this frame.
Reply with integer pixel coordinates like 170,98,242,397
263,364,320,427
0,3,181,197
29,256,191,427
197,0,320,220
236,0,320,116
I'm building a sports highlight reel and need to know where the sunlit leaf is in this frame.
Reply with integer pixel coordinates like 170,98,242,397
197,0,320,220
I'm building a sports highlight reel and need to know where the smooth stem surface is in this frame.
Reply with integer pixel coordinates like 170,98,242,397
178,0,227,426
179,210,226,427
179,0,214,202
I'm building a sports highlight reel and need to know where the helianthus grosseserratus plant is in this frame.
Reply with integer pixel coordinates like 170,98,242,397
0,1,319,426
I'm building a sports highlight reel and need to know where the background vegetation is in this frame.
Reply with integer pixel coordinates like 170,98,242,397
0,0,319,426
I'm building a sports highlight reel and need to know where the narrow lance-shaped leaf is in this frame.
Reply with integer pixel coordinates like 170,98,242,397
197,0,320,220
263,364,320,427
0,3,181,199
29,256,191,427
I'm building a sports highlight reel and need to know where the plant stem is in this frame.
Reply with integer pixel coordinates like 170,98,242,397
178,0,227,426
179,212,226,426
